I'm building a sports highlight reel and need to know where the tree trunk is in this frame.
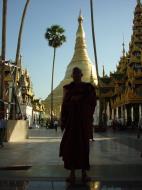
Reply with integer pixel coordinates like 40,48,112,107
10,0,30,119
90,0,102,125
15,0,30,73
50,48,56,127
0,0,7,116
0,0,7,117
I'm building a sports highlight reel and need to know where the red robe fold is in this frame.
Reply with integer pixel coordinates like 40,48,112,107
59,82,96,170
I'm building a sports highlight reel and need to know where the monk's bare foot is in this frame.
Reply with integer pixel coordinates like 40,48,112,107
81,170,91,183
66,170,75,184
82,175,91,183
66,176,75,184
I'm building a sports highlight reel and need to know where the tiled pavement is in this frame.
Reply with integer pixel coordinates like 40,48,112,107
0,128,142,189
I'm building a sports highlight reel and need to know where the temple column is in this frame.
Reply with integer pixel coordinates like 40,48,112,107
8,81,13,119
124,106,127,123
106,102,110,120
131,106,134,122
112,109,114,120
116,107,118,119
121,105,125,125
139,104,142,119
93,100,99,126
121,106,123,118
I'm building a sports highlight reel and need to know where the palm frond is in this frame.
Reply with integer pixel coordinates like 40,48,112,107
45,25,66,48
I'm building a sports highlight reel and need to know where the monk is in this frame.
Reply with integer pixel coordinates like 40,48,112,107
59,67,96,183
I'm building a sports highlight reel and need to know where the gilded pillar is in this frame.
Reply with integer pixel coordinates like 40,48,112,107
112,109,114,120
124,106,127,122
131,106,134,122
121,106,123,118
106,102,110,120
139,104,142,119
116,107,118,119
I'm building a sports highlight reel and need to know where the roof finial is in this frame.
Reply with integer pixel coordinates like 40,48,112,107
79,9,82,17
137,0,141,4
78,9,83,23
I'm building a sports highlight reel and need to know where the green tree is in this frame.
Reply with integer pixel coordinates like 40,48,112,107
15,0,30,77
45,25,66,127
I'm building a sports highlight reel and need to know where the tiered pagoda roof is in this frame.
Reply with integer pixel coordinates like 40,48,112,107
100,0,142,107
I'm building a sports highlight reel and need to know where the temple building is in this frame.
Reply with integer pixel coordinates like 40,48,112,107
100,0,142,126
44,12,98,117
1,55,45,125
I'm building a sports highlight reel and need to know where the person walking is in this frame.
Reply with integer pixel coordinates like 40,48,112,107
137,117,142,139
0,114,6,148
137,117,142,157
59,67,96,183
54,120,58,132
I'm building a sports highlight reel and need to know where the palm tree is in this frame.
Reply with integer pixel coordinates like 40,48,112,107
0,0,7,100
15,0,30,76
45,25,66,127
10,0,30,119
90,0,102,125
0,0,7,115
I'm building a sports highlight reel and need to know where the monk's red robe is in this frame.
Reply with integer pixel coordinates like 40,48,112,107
59,82,96,170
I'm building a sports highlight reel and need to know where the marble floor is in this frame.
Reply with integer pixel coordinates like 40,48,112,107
0,128,142,189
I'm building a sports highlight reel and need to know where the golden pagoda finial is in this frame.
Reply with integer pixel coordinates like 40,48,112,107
76,10,85,38
78,9,83,23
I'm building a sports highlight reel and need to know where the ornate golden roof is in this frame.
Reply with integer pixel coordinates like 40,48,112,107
95,0,142,110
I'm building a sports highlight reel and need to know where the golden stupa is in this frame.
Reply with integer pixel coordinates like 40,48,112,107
44,12,97,117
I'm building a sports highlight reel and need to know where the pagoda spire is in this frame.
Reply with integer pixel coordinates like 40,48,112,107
129,0,142,52
64,11,97,83
76,10,85,39
78,9,83,24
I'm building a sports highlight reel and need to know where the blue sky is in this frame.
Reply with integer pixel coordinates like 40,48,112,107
0,0,137,99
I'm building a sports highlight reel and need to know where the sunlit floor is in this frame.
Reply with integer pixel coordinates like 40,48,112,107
1,180,142,190
0,128,142,189
27,180,142,190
